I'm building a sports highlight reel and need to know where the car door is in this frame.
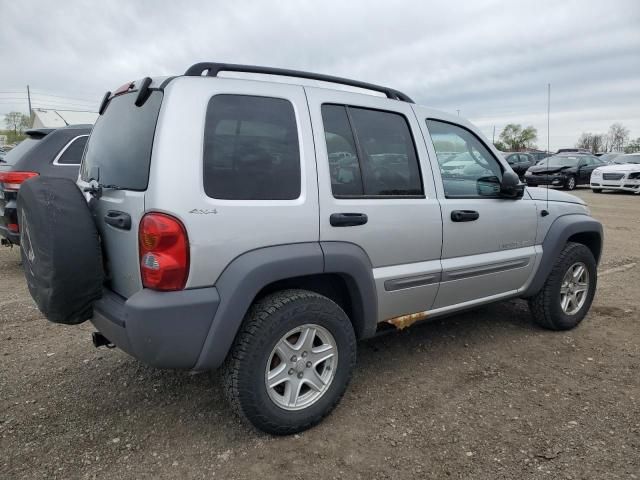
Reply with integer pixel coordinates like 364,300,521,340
578,156,601,184
519,153,534,176
306,87,443,322
416,113,539,309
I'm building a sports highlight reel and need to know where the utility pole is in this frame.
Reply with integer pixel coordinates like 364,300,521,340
492,125,496,144
27,85,32,117
456,109,460,116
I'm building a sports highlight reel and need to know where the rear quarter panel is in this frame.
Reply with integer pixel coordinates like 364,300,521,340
146,77,320,288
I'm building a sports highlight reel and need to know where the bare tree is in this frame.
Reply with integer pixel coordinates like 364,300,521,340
4,112,29,135
577,132,592,150
608,123,630,151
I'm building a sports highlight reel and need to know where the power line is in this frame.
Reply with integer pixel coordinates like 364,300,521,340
30,89,100,104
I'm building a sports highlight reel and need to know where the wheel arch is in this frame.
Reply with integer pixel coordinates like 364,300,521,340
522,214,603,298
193,242,377,371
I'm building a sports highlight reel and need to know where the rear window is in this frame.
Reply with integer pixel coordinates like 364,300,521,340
203,95,301,200
1,138,41,166
80,91,162,190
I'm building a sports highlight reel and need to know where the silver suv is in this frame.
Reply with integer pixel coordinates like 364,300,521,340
18,63,603,435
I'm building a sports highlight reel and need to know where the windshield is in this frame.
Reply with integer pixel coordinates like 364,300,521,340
543,155,581,167
81,91,163,190
613,155,640,165
1,138,41,166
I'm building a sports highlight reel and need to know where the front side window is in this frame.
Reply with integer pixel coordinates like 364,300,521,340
57,136,88,165
203,95,301,200
321,105,423,197
426,120,503,198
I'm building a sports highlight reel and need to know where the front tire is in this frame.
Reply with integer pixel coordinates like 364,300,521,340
592,188,602,193
222,289,356,435
565,175,577,190
528,242,597,330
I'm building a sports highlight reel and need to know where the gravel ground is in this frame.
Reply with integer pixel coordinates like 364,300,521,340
1,188,639,479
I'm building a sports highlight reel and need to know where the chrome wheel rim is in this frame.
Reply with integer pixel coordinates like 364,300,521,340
265,324,338,411
560,262,589,315
568,177,576,189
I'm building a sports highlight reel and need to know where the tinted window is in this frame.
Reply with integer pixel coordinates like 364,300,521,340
349,107,422,196
57,136,88,165
81,91,163,190
321,105,364,196
426,120,503,198
203,95,300,200
1,138,41,166
321,105,423,197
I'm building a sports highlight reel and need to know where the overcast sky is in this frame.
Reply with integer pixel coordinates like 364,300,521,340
1,0,639,150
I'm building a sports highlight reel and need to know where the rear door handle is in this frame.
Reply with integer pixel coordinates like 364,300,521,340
451,210,479,222
330,213,368,227
104,210,131,230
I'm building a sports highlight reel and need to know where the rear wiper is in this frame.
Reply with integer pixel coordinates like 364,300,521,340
83,181,125,198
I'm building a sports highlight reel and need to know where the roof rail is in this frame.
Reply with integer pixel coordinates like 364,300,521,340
184,62,414,103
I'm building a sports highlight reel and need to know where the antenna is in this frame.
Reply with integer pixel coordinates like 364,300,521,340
545,83,551,215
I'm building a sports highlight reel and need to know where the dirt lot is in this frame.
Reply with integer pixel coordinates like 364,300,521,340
1,188,639,479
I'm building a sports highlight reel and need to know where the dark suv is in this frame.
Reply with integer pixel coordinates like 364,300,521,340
0,124,91,245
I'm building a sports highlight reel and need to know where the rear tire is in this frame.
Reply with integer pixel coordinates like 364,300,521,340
528,242,597,330
222,289,356,435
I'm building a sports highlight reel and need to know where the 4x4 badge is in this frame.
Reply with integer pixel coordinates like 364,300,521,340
189,208,218,215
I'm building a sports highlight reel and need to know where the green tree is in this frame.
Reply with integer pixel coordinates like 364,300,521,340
498,124,538,151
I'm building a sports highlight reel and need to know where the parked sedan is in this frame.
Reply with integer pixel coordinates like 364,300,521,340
0,124,91,245
502,152,535,179
524,154,605,190
598,152,623,164
590,153,640,194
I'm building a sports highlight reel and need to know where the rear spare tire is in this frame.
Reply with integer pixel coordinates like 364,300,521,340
17,176,103,325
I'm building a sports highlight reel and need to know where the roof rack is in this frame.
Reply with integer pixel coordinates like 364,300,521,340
184,62,414,103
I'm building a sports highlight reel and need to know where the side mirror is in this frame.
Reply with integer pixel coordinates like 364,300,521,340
499,171,524,199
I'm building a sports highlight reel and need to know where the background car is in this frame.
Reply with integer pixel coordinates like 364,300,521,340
502,152,535,179
0,124,91,245
524,153,604,190
598,152,623,164
590,153,640,193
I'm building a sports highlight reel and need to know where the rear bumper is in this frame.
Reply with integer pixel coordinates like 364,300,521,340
91,287,220,369
0,198,19,245
0,224,19,244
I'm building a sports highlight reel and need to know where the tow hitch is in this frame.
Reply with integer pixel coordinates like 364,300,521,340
92,332,115,349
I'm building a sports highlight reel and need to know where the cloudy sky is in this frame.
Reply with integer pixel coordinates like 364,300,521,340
1,0,639,150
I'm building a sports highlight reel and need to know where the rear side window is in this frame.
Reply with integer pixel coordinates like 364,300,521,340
203,95,301,200
321,105,423,197
81,91,163,190
56,136,88,165
1,138,41,166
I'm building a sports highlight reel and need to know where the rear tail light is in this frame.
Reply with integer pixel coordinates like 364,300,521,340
0,171,38,191
139,213,189,291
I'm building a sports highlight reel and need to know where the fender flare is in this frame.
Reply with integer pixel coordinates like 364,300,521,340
193,242,377,371
522,214,603,297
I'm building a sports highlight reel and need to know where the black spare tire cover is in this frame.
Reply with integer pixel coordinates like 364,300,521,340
17,176,104,324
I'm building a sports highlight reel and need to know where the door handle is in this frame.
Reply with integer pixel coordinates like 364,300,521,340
451,210,479,222
104,210,131,230
330,213,368,227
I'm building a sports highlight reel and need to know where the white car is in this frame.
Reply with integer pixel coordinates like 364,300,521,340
590,153,640,193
